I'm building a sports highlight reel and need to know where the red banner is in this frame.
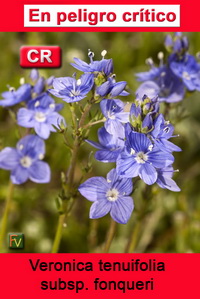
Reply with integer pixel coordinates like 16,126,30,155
1,253,199,298
0,0,200,31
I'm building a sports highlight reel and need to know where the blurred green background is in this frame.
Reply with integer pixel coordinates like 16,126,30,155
0,32,200,253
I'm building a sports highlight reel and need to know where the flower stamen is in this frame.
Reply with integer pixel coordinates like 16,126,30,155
106,189,119,202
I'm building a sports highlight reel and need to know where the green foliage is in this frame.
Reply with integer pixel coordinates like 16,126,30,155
0,32,200,253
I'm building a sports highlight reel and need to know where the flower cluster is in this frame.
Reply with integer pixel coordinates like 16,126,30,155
0,42,183,224
78,49,181,224
0,70,61,184
48,50,132,223
0,135,50,184
84,94,181,224
49,50,128,103
116,96,181,188
136,33,200,103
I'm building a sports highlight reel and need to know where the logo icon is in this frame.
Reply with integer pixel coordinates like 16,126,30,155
8,233,24,249
20,46,61,68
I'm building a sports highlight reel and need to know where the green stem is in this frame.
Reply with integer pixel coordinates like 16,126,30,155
78,102,93,128
83,118,106,130
66,136,79,186
103,219,117,253
67,102,92,186
124,185,152,253
124,222,140,253
51,214,65,253
88,219,98,252
0,181,15,250
51,101,93,253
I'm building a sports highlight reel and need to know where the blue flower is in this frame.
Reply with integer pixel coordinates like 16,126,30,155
169,53,200,92
78,168,134,224
116,131,174,185
136,66,185,103
136,67,161,82
165,33,189,55
96,76,129,97
164,34,174,49
156,166,180,192
100,99,129,138
46,76,55,86
17,93,65,139
86,127,124,163
33,77,45,95
151,114,181,153
71,50,113,76
30,69,55,95
0,135,50,185
30,69,40,81
0,84,32,107
48,73,94,103
136,82,160,103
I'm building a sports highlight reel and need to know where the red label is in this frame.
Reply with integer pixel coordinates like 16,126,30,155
20,46,61,68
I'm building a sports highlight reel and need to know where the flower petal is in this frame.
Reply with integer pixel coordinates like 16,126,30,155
106,168,120,183
78,177,109,202
71,58,91,72
105,119,125,138
110,81,127,97
128,131,151,153
139,163,157,185
116,154,141,178
47,112,65,130
98,127,118,148
110,196,134,224
85,139,103,150
34,123,51,140
0,148,19,170
33,77,45,94
103,59,113,75
16,84,32,102
11,165,29,184
17,108,34,128
48,89,61,98
95,149,121,163
62,94,86,103
157,175,180,192
160,139,182,152
53,77,74,89
148,149,174,168
151,114,164,138
89,200,112,219
28,161,51,183
96,81,110,96
113,178,133,195
0,84,31,107
46,76,55,86
136,68,161,82
30,69,39,81
116,112,130,123
136,81,160,100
